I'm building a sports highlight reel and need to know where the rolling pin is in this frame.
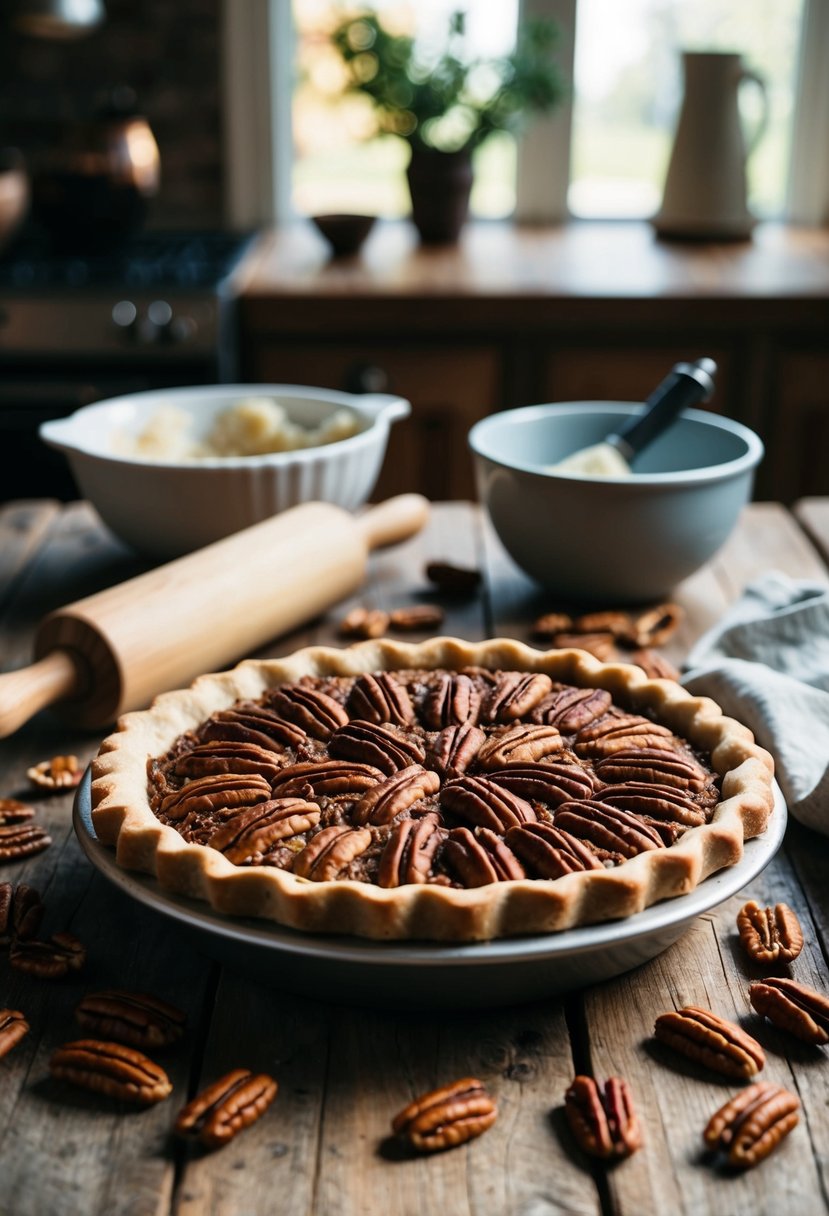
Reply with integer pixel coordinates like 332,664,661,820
0,493,429,737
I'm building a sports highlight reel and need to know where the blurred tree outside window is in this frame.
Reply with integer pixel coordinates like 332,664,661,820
290,0,806,221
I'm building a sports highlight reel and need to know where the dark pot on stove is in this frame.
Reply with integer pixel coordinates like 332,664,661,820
31,89,160,250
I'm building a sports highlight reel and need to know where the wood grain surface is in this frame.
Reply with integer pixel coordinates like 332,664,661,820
1,500,828,1216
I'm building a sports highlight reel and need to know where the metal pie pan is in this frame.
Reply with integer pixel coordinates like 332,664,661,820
74,771,786,1009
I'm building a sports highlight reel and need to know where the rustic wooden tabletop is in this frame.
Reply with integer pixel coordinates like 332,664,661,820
1,498,828,1216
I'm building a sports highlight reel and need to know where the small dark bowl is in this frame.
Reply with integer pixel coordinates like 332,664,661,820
310,213,376,257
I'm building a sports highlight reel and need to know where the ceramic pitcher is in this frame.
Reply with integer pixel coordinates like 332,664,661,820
653,51,768,239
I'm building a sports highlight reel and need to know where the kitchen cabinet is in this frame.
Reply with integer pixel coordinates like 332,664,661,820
239,221,829,502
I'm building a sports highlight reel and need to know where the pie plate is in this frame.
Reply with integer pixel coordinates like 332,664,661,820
73,770,787,1010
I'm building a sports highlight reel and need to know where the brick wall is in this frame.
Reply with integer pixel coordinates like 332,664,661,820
0,0,225,228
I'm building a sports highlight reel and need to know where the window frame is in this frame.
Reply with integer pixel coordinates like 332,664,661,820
222,0,829,228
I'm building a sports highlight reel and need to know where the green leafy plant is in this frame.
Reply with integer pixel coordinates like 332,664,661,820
330,10,566,154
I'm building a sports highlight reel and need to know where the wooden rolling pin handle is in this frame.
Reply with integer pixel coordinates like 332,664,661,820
0,650,82,738
359,494,430,550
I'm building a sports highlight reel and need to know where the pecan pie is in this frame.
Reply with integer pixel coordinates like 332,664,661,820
91,639,774,941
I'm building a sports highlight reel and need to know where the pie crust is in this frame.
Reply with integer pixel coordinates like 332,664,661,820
90,638,775,942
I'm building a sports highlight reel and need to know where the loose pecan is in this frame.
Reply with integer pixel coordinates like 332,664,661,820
75,990,187,1050
292,825,372,881
564,1075,642,1159
505,822,604,879
209,799,321,864
441,776,536,834
749,978,829,1046
477,723,564,769
329,721,425,775
338,606,390,639
442,826,525,886
597,782,706,827
377,813,445,887
595,748,709,793
159,773,272,823
389,604,445,631
201,703,306,752
392,1077,497,1152
737,901,804,965
10,932,86,979
0,1009,30,1059
50,1039,172,1105
27,754,83,791
266,685,349,740
346,672,415,727
487,761,595,806
703,1081,799,1169
573,611,634,637
352,765,439,826
483,672,554,723
530,612,574,641
531,686,612,732
625,602,684,649
172,741,285,783
270,759,384,800
175,1068,278,1148
653,1006,765,1079
554,799,664,858
422,673,481,729
630,649,681,681
0,798,35,825
424,562,481,596
425,723,485,778
0,883,44,943
0,822,52,861
547,632,617,661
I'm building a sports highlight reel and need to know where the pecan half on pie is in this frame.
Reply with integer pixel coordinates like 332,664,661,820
91,639,775,941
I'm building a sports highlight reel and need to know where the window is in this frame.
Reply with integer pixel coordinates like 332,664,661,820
223,0,829,228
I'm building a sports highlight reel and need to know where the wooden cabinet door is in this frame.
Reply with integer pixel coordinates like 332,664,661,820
769,352,829,502
251,344,502,500
543,345,733,416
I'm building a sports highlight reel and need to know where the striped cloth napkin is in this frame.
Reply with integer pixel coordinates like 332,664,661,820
682,571,829,836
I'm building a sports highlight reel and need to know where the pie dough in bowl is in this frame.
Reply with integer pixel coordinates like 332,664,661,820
90,638,775,942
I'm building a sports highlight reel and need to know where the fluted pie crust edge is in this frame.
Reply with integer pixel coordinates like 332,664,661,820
90,638,775,942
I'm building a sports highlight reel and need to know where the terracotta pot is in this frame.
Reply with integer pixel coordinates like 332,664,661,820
406,147,473,244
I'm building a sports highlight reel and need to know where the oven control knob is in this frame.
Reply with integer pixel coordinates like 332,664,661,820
112,300,138,334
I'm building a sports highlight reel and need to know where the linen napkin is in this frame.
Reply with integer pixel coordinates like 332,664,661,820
682,571,829,836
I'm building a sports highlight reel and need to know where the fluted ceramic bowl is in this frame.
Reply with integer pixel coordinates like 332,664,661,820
41,384,409,558
469,402,764,603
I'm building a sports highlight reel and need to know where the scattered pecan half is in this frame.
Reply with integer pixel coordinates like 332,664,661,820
422,673,481,729
329,721,425,775
572,611,634,638
352,765,440,826
653,1006,765,1079
347,672,415,726
391,1077,497,1152
630,649,681,681
564,1075,642,1159
624,603,684,649
27,754,83,791
482,673,553,723
389,604,445,631
0,822,52,861
175,1068,278,1148
338,606,390,639
547,632,617,662
50,1039,172,1105
0,1009,30,1059
530,612,574,641
703,1081,799,1169
737,901,804,965
292,825,372,881
75,990,187,1050
10,931,86,979
266,685,349,740
477,723,564,769
0,882,44,943
425,723,485,778
443,826,526,886
377,813,445,887
424,562,481,596
505,822,604,879
749,978,829,1046
0,798,35,825
441,776,536,834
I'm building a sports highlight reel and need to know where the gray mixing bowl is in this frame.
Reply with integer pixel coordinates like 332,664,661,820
469,402,764,603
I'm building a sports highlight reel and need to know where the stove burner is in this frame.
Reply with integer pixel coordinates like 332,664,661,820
0,230,256,291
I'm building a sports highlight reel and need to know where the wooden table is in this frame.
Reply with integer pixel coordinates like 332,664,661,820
1,498,828,1216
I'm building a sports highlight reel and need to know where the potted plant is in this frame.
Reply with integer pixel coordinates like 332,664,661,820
330,9,565,243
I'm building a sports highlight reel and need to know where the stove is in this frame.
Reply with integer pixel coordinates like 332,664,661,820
0,229,258,501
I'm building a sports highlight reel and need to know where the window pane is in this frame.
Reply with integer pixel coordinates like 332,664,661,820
569,0,805,219
292,0,519,219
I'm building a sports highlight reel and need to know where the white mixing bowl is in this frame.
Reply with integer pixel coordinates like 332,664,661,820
469,401,764,603
41,384,410,558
